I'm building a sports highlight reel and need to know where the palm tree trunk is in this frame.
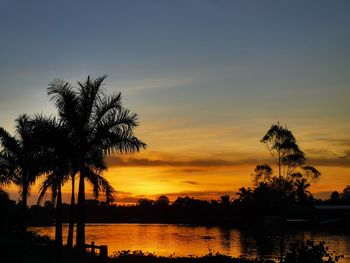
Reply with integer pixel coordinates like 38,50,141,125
67,175,75,248
76,172,85,254
55,184,63,251
21,182,28,233
278,150,281,178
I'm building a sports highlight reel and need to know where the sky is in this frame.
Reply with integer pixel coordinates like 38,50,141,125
0,0,349,204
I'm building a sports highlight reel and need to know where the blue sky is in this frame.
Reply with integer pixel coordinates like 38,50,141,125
1,0,350,202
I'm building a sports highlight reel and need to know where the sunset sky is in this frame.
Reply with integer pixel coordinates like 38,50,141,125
0,0,349,204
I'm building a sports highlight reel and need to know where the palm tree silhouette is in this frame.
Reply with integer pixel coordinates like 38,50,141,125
31,115,78,248
31,115,71,251
32,114,117,250
294,179,311,202
47,75,146,253
0,114,46,232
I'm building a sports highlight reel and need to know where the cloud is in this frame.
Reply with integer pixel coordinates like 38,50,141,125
316,138,350,146
305,148,337,156
107,154,350,169
181,168,206,173
304,146,350,167
308,157,350,168
340,150,350,159
181,180,199,185
106,156,259,169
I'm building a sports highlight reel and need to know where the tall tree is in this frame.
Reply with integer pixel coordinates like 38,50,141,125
66,173,76,248
260,123,320,183
261,123,306,178
32,115,71,250
32,115,77,248
0,115,46,232
47,75,146,253
256,123,321,198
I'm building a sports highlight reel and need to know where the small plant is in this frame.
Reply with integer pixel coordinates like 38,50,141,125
283,240,344,263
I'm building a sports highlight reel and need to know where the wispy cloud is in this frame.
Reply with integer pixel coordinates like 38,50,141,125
181,180,199,185
107,155,350,169
340,150,350,159
308,157,350,168
314,137,350,146
180,168,206,173
106,156,259,169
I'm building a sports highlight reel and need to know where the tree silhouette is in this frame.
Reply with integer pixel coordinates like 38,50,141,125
253,163,273,185
47,75,146,253
0,115,46,232
31,115,72,251
32,115,78,248
294,179,311,202
155,195,170,206
261,123,306,179
220,195,231,207
259,123,320,189
342,185,350,200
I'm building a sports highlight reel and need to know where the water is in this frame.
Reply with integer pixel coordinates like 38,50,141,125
29,224,350,261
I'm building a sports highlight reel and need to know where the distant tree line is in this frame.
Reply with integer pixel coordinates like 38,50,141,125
1,182,345,228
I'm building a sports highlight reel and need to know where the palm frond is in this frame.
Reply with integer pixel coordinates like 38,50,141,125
47,79,78,126
37,174,55,204
93,92,122,127
102,129,147,155
0,127,20,156
78,75,108,128
84,167,116,203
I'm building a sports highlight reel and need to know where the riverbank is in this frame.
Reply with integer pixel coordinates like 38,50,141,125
1,231,345,263
0,231,272,263
110,251,271,263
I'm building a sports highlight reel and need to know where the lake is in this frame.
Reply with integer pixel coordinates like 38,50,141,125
29,224,350,261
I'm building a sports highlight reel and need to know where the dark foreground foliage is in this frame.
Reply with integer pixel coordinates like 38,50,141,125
111,250,271,263
0,231,103,263
109,242,345,263
284,240,344,263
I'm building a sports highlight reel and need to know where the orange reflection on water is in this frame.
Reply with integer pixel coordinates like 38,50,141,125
29,223,350,261
29,224,242,257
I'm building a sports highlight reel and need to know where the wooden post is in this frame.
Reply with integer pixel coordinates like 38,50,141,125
100,245,108,259
91,242,95,255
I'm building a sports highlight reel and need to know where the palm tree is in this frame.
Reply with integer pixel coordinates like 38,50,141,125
31,115,71,250
294,179,311,203
33,115,77,248
47,75,146,253
32,115,116,250
0,188,11,232
66,172,76,248
37,151,115,251
0,114,46,232
38,171,68,249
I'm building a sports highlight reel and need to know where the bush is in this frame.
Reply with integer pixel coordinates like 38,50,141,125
284,240,344,263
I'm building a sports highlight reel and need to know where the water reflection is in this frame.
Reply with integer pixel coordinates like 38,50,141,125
29,224,350,261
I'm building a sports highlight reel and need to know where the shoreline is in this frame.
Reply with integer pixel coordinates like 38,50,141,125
0,231,272,263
